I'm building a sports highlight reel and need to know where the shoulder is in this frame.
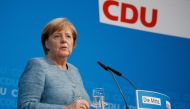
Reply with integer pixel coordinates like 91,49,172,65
67,63,82,77
22,57,51,73
27,57,47,64
19,57,47,83
67,63,83,79
67,62,79,71
26,57,50,68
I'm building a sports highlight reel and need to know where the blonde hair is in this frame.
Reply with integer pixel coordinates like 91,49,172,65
41,18,77,54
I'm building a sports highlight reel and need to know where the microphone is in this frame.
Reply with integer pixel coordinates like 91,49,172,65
107,67,138,90
97,61,129,109
97,61,108,71
97,61,138,90
107,66,122,76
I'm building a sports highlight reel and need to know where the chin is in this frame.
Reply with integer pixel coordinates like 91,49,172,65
58,53,70,58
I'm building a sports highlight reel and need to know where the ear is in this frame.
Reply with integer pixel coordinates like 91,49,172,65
45,40,49,49
73,42,77,49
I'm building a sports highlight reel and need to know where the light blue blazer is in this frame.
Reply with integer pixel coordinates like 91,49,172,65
18,57,90,109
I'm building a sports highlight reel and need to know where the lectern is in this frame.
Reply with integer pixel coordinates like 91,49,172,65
136,90,171,109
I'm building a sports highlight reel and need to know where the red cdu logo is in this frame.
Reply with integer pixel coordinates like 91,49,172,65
102,0,158,28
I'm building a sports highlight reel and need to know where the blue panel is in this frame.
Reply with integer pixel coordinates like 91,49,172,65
0,0,190,109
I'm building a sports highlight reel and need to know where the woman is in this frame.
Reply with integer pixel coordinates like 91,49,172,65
18,18,90,109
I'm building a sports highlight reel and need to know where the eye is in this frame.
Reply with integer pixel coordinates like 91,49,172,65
53,34,61,39
66,34,72,38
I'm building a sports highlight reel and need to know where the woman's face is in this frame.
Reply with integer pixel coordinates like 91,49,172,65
45,28,74,58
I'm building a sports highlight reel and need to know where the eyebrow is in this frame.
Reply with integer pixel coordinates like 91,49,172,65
53,32,72,35
65,32,72,35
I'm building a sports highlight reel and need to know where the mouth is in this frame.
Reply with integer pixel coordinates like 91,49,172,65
60,46,68,50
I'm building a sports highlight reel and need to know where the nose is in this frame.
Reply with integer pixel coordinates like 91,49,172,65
60,35,66,43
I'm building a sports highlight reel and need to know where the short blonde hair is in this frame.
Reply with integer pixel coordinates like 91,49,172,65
41,18,77,54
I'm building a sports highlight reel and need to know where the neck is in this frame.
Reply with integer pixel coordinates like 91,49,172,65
47,53,68,70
